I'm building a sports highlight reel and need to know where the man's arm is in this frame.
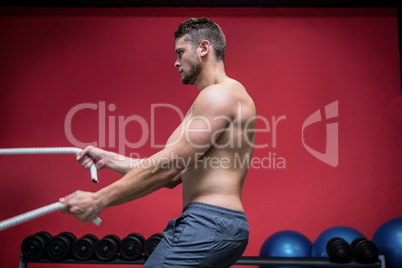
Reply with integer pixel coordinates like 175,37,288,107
61,85,236,222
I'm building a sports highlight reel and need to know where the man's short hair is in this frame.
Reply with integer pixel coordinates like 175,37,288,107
174,17,226,62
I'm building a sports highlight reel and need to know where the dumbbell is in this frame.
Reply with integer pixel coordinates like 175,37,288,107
72,234,99,261
21,231,52,260
46,232,77,261
326,237,352,263
120,233,145,260
95,234,121,261
144,233,164,258
351,237,378,263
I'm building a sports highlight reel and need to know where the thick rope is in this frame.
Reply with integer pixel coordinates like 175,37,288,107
0,147,102,230
0,147,98,183
0,202,102,231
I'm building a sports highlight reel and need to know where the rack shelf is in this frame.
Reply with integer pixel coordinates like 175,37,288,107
19,255,384,267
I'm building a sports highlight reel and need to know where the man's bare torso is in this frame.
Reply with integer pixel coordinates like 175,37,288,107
166,77,255,212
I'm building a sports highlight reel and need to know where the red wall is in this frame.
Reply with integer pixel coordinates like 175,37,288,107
0,7,401,268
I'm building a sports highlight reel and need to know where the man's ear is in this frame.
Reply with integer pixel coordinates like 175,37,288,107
199,40,210,58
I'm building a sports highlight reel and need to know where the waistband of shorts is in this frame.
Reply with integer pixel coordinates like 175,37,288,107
183,202,247,221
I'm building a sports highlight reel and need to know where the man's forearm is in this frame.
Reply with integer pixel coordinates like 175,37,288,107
95,158,180,209
105,151,144,175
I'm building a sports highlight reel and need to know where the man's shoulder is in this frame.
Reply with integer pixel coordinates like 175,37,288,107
199,78,246,102
192,78,254,118
207,77,244,90
195,84,237,113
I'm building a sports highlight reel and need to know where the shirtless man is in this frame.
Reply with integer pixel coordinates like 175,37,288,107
61,17,256,267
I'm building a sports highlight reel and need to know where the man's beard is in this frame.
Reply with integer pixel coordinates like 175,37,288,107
182,61,202,85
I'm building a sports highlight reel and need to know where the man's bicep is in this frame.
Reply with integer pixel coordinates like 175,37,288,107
182,111,230,152
185,87,236,150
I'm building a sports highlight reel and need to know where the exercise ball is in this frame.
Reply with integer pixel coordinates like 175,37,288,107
311,226,364,258
259,230,312,268
372,217,402,268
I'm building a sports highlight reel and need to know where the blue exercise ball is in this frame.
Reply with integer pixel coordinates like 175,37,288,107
372,217,402,268
259,230,312,268
311,226,364,258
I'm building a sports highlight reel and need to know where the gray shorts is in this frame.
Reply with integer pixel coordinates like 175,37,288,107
143,202,249,268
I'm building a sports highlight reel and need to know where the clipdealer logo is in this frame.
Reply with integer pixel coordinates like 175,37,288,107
63,100,339,169
302,100,339,167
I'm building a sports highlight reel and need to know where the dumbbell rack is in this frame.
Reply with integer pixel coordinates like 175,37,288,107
19,255,384,267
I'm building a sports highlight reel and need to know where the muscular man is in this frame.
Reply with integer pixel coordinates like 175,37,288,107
61,17,256,267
